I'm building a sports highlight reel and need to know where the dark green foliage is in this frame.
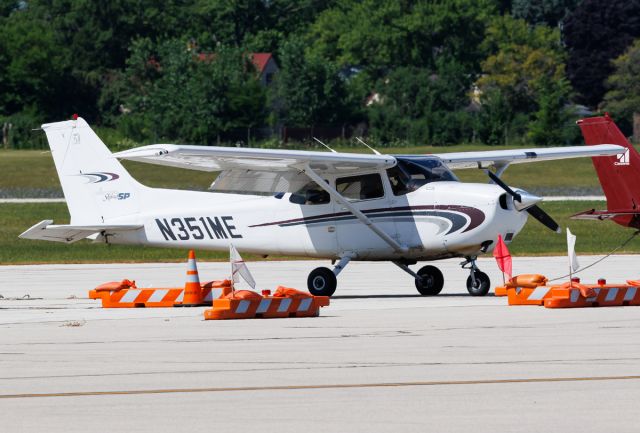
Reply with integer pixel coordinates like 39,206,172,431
0,107,47,149
269,38,352,127
563,0,640,108
475,89,514,145
368,61,474,145
512,0,582,27
527,78,578,145
603,39,640,128
1,0,640,148
114,39,266,145
475,15,574,145
308,0,497,74
0,7,68,118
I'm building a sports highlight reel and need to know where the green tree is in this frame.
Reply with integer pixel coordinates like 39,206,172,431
367,61,474,145
603,39,640,126
527,78,576,145
116,39,266,145
308,0,497,74
0,9,66,115
477,15,567,112
475,15,571,144
269,38,351,127
474,88,514,145
512,0,581,27
0,6,68,147
563,0,640,107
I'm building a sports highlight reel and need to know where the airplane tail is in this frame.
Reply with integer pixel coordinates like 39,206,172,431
42,117,144,225
577,115,640,212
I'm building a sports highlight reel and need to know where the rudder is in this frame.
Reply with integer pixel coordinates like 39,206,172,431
577,115,640,215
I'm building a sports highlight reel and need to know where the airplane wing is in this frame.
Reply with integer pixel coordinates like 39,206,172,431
115,143,624,194
19,220,142,244
430,144,624,170
116,143,623,174
114,145,395,173
115,145,396,194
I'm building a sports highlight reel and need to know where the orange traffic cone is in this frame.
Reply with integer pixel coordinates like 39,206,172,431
177,250,203,307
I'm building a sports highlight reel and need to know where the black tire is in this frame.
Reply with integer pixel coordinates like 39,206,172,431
414,265,444,296
466,271,490,296
307,267,337,296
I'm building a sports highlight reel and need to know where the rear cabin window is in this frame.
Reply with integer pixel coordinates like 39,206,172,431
336,173,384,200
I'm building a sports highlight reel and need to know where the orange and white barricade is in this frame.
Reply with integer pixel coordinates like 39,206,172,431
544,280,640,308
89,282,230,308
502,277,640,308
494,274,548,297
204,286,330,320
89,250,231,308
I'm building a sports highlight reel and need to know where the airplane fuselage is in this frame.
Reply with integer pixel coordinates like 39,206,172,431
105,176,527,262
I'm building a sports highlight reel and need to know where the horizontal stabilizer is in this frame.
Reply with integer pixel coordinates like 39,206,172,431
570,209,640,221
19,220,142,244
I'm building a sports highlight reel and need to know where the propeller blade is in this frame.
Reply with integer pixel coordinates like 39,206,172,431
526,204,561,233
486,170,521,202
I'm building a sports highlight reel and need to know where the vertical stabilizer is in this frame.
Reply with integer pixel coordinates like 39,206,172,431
42,117,144,225
578,115,640,219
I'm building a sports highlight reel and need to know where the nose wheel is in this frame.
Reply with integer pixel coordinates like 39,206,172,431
461,256,490,296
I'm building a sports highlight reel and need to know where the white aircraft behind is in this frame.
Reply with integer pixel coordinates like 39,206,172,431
20,117,623,296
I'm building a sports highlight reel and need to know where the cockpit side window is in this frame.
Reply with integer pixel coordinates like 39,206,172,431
336,173,384,200
289,181,330,205
387,158,458,196
387,166,411,196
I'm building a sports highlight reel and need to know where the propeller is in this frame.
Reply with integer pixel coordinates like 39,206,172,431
487,170,561,233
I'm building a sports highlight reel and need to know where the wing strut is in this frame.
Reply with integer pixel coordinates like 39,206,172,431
300,164,408,254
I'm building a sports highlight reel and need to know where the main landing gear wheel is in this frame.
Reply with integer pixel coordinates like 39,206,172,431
415,265,444,296
466,270,490,296
307,267,337,297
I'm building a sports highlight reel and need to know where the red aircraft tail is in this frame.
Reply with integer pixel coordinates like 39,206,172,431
574,114,640,228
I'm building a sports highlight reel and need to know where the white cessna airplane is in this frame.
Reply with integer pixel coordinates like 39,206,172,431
20,117,623,296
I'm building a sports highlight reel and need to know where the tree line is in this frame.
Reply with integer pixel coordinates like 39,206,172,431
1,0,640,149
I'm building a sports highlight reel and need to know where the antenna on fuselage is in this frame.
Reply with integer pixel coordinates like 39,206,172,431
356,137,381,155
312,137,337,153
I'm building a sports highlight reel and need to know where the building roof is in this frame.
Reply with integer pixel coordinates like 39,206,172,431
196,52,273,75
250,53,273,74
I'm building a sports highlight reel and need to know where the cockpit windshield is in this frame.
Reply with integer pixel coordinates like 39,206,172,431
387,156,458,196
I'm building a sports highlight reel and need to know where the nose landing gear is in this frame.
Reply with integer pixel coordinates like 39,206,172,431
461,256,490,296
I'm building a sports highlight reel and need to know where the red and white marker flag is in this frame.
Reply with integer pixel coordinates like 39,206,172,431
493,234,512,281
